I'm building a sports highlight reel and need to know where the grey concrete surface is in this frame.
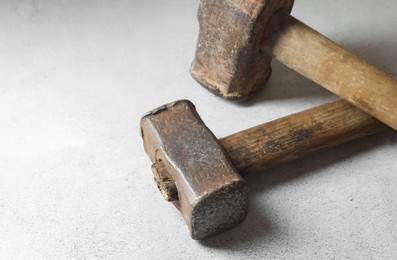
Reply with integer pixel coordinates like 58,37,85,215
1,0,396,259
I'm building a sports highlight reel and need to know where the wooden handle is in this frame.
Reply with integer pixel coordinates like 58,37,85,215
262,10,397,130
220,100,387,174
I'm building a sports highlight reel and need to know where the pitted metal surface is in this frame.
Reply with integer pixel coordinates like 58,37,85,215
140,100,248,239
191,0,295,100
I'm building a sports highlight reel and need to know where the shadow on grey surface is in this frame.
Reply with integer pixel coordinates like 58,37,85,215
199,129,397,249
231,40,397,106
199,206,280,250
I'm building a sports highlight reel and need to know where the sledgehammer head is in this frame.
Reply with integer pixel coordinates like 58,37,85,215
140,100,248,239
191,0,295,100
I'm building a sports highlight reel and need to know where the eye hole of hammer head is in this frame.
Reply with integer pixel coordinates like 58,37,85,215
151,158,179,202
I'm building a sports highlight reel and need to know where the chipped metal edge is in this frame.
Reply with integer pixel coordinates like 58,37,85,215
140,100,194,120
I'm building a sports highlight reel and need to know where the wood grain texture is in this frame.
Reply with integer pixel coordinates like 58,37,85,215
262,10,397,130
220,100,388,174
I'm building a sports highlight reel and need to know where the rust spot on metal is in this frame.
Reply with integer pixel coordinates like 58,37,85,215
140,100,248,239
191,0,295,100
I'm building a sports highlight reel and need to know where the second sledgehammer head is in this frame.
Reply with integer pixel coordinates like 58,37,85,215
141,100,248,239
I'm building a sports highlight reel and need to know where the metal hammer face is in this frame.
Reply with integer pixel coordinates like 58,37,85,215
191,0,295,100
141,100,248,240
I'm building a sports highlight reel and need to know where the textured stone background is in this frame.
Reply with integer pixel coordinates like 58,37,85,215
1,1,396,259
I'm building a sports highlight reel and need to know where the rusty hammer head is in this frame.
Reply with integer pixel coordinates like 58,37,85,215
191,0,295,100
141,100,248,240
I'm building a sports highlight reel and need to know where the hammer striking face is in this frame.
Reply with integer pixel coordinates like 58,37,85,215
141,100,387,240
141,101,249,240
